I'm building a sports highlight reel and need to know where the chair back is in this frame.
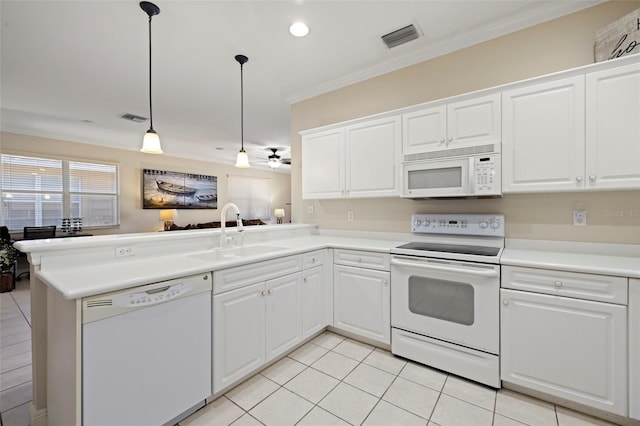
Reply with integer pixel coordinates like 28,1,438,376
0,226,11,244
23,226,57,240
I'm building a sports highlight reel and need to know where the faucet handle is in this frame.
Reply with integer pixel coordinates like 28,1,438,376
236,213,244,232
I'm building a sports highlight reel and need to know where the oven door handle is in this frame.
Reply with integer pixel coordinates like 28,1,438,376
391,257,499,277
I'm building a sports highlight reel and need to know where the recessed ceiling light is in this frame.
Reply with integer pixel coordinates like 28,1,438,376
289,22,309,37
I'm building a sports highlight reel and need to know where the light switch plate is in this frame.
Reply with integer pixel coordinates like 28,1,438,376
573,210,587,226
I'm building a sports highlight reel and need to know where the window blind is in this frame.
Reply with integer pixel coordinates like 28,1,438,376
227,176,271,221
1,154,119,231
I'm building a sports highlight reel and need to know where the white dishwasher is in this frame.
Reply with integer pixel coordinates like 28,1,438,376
82,273,212,426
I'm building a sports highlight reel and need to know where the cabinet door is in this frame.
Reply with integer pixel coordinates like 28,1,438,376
334,265,390,345
502,76,585,193
500,288,627,415
302,266,324,339
301,127,345,199
345,115,401,198
402,104,447,154
447,93,501,151
630,279,640,420
265,273,302,361
586,62,640,190
213,282,265,393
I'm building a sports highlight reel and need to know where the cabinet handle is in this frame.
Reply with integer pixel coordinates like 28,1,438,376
303,277,307,283
576,176,583,183
439,138,445,144
554,281,563,288
383,280,388,286
589,175,596,182
261,290,266,296
312,257,317,263
447,137,453,144
267,289,272,295
502,299,509,306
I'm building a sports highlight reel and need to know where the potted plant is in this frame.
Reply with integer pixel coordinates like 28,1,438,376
0,241,17,292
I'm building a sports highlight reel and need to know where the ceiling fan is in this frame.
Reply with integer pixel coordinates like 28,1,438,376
256,147,291,169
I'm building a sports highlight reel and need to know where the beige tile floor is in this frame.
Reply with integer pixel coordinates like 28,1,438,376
0,277,32,426
181,333,620,426
0,279,620,426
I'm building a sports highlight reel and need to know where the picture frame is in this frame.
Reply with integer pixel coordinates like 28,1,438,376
142,169,217,209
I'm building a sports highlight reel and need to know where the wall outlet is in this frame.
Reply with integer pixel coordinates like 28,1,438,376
115,246,135,257
347,211,354,222
573,210,587,226
308,204,314,215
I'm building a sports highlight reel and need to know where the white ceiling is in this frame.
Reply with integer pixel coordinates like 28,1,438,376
0,0,601,171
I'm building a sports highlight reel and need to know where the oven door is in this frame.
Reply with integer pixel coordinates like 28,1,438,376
391,255,499,354
402,157,472,198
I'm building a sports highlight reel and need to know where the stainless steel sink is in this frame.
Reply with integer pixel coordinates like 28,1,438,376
189,245,288,262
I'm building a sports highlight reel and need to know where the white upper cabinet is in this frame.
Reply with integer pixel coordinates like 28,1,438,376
586,62,640,190
301,114,401,199
402,93,501,155
345,115,401,198
503,57,640,193
502,75,586,193
301,127,345,199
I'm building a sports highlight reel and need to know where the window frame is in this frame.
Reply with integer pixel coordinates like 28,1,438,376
1,152,120,232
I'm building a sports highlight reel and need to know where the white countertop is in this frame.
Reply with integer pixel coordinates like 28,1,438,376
35,234,404,300
502,239,640,279
21,227,640,299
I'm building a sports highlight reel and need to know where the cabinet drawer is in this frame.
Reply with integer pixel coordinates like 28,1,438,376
214,255,302,294
333,249,390,271
303,250,324,269
501,266,627,304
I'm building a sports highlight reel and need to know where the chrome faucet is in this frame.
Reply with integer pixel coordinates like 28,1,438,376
219,202,243,248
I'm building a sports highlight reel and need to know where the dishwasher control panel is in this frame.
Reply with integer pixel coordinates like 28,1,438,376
116,283,192,307
82,273,212,324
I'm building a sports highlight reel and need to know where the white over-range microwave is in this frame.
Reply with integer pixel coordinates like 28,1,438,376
402,150,501,198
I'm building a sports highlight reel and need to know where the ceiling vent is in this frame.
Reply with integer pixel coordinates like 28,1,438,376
120,113,147,123
381,24,420,49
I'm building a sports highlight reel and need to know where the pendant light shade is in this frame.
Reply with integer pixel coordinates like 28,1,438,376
234,54,250,168
139,1,163,154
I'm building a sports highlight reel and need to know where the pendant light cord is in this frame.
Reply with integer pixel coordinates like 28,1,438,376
148,14,154,131
240,61,244,151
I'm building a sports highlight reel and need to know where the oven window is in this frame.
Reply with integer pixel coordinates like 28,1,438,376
407,167,462,190
408,276,474,325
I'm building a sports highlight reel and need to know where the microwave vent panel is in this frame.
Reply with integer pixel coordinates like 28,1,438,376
404,144,495,162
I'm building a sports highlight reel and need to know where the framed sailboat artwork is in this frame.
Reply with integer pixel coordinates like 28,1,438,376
142,169,218,209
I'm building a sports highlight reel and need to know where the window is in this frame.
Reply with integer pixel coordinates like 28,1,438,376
227,176,271,221
1,154,119,231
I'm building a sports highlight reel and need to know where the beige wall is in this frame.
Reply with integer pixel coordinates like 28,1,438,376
0,132,292,235
290,1,640,244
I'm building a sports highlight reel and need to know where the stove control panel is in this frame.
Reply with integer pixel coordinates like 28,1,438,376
411,213,504,237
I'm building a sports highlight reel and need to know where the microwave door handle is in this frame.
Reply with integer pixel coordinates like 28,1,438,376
391,258,499,277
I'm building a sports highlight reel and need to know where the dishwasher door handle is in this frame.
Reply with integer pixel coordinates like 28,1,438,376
391,257,499,277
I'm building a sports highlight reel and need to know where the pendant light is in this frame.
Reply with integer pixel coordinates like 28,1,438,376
139,1,163,154
234,54,250,168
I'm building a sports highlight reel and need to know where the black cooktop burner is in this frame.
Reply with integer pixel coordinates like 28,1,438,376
395,242,501,257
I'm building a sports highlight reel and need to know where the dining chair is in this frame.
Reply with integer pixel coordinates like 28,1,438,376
17,225,57,281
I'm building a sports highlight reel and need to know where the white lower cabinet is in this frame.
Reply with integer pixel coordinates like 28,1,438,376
333,264,390,345
213,281,266,393
302,265,324,339
630,279,640,420
501,287,628,416
213,251,330,395
213,272,302,394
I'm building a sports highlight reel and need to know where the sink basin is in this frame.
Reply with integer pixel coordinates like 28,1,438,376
189,245,288,262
